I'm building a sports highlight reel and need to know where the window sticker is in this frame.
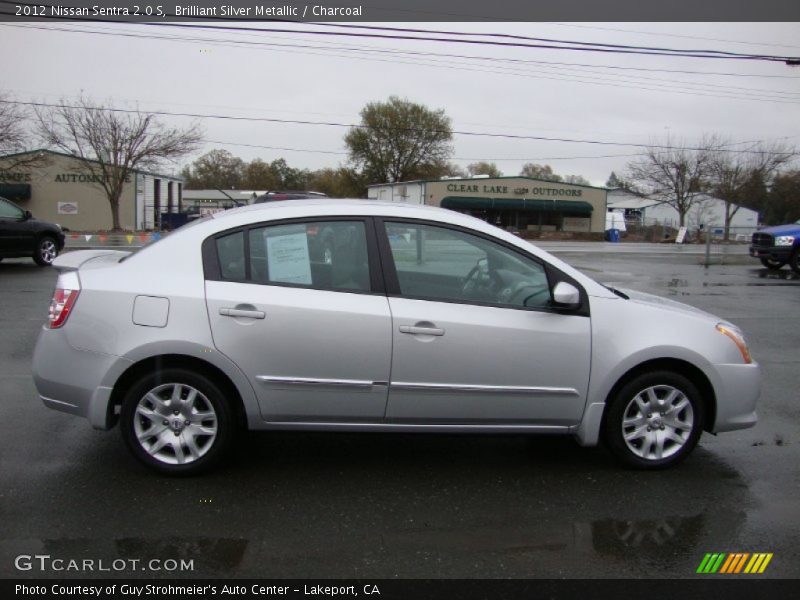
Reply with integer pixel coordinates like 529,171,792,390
266,229,312,285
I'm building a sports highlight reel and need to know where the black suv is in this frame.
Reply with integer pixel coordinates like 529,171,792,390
0,196,66,266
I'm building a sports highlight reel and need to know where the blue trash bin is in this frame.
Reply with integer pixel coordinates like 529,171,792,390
608,228,620,243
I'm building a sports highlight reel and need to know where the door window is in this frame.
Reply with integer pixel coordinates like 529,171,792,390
209,220,371,292
384,222,551,309
0,198,24,219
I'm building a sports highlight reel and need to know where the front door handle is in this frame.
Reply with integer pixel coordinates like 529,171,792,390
219,307,266,319
399,325,445,336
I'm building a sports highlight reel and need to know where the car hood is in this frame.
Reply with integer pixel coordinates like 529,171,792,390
615,287,720,323
757,223,800,236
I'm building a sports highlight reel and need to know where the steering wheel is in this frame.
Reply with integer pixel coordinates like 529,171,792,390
461,258,500,298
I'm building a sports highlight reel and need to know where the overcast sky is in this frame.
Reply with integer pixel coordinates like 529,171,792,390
1,21,799,186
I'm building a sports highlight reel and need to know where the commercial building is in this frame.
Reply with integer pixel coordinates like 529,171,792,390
368,176,608,233
607,188,759,239
0,149,183,231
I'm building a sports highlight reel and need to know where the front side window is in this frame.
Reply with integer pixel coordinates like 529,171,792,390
0,198,24,219
384,222,551,309
248,221,370,292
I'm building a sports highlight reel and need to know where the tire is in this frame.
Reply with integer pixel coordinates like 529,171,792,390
760,257,786,270
603,371,705,469
120,368,235,475
33,236,58,266
789,247,800,274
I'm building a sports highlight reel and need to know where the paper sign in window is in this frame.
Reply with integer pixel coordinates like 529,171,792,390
266,231,312,285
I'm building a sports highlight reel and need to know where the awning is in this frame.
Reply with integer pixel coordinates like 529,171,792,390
441,196,593,215
0,184,31,201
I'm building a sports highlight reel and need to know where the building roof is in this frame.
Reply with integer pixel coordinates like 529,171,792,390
367,175,607,191
0,149,183,181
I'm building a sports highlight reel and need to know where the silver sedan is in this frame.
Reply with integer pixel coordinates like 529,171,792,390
32,200,760,474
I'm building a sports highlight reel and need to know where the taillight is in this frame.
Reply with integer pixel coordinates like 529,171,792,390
48,272,81,329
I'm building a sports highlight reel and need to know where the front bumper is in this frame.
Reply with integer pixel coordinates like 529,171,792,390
749,245,792,262
705,362,760,433
32,326,130,429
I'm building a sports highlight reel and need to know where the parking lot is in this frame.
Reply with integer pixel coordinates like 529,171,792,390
1,246,798,579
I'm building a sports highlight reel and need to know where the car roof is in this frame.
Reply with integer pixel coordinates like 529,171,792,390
211,198,451,221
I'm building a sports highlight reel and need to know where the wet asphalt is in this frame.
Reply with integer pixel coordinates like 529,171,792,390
0,246,798,579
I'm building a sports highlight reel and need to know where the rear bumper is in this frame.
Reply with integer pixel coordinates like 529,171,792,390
705,362,760,433
32,326,130,429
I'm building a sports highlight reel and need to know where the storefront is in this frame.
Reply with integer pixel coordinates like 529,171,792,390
368,176,607,233
0,149,183,231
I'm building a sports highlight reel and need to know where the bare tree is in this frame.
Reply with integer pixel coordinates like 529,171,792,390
0,92,50,178
35,97,203,230
625,135,722,227
710,141,797,240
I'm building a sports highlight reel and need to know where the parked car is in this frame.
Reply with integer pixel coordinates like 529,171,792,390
0,195,65,266
749,220,800,272
32,200,760,474
254,191,328,203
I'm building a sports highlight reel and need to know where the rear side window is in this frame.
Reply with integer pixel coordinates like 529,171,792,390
207,220,372,293
216,231,245,280
249,221,370,292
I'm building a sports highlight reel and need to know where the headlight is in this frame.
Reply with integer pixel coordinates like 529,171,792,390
775,235,795,246
716,323,752,364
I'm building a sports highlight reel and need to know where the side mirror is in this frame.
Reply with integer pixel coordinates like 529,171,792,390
24,210,32,220
552,281,581,311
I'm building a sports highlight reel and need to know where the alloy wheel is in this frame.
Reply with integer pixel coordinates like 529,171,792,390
133,383,218,465
621,385,694,461
40,239,57,264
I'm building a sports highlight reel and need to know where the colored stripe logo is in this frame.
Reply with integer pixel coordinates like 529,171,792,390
697,553,773,574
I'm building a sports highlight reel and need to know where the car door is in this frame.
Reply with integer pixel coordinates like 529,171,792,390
0,197,28,254
204,218,392,422
378,220,591,426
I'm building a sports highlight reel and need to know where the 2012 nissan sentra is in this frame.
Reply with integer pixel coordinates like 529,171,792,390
32,200,760,474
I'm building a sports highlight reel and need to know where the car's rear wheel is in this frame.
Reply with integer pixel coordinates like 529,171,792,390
760,257,786,270
120,368,234,475
603,371,704,469
33,236,58,266
789,248,800,274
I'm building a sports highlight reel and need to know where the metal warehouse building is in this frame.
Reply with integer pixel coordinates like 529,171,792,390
368,176,608,233
0,149,183,231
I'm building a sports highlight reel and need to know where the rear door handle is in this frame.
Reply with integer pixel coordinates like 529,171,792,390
399,325,445,336
219,307,266,319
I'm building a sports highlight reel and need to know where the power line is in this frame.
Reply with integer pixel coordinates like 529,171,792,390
2,3,799,62
6,23,800,105
10,21,800,79
546,22,800,53
4,98,796,155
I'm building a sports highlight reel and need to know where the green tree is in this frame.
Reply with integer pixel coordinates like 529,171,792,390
181,149,244,190
344,96,453,184
563,174,591,186
308,167,367,198
519,163,562,182
466,161,503,177
242,158,280,190
762,171,800,225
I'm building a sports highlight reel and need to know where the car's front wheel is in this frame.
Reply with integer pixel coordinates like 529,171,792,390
33,236,58,266
120,368,234,475
760,257,786,270
603,371,704,469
